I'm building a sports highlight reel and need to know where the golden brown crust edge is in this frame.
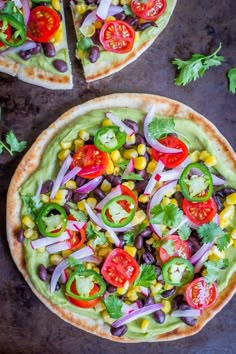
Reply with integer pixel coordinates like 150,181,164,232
6,93,236,343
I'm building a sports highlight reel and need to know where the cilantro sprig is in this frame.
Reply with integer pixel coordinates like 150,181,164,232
85,222,107,248
150,204,183,228
148,118,175,140
172,43,224,86
227,67,236,94
121,173,143,181
0,130,27,156
103,294,123,319
197,222,230,251
21,195,43,219
134,264,156,287
204,259,229,284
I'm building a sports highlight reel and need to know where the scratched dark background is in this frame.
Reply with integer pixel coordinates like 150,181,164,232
0,0,236,353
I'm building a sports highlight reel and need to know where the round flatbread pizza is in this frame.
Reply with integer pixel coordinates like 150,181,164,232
7,94,236,342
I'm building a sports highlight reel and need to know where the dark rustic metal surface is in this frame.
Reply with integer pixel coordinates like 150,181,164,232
0,0,236,353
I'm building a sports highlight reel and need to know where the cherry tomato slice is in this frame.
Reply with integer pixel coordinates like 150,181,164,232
99,20,135,54
27,6,60,43
120,185,138,208
0,22,11,48
151,136,188,168
159,235,191,263
186,277,218,310
182,198,217,226
101,248,139,287
131,0,166,21
67,283,100,308
71,145,108,179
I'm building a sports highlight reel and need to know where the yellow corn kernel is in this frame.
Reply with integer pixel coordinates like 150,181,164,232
50,254,63,265
120,0,131,4
150,282,163,295
189,150,200,162
201,269,208,277
98,247,112,257
50,198,64,206
30,231,38,240
175,184,181,192
110,150,121,162
199,150,210,161
75,3,87,14
132,210,146,225
22,216,35,229
94,20,103,29
40,194,50,203
147,160,157,174
134,156,147,170
24,228,35,239
204,156,217,168
162,300,172,314
104,231,115,244
52,0,61,11
164,284,174,291
233,240,236,248
111,0,119,5
105,16,116,22
127,289,138,301
51,26,63,46
93,266,100,274
230,228,236,239
55,189,68,200
124,245,137,257
60,141,72,149
101,179,112,192
86,263,93,270
146,237,154,245
117,280,130,295
102,310,114,325
37,246,45,253
86,197,97,209
105,158,114,175
62,250,72,258
169,198,178,207
65,180,77,190
160,225,167,232
74,138,84,150
135,32,140,41
166,187,176,198
122,181,135,190
126,134,136,145
113,166,121,176
58,149,71,161
102,118,113,127
140,319,149,332
226,193,236,205
208,246,225,261
162,196,170,206
123,148,138,159
137,144,146,156
78,130,89,141
95,301,106,312
138,194,149,203
219,205,235,228
77,200,85,211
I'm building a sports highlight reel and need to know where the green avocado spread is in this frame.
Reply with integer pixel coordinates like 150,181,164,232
20,107,236,339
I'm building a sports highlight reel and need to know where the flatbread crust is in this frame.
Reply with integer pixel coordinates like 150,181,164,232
6,94,236,342
71,0,177,82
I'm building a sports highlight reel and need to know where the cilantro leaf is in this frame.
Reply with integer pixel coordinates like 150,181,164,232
148,118,175,140
5,131,27,154
150,204,183,228
183,175,210,197
103,294,123,319
227,67,236,94
204,259,229,284
123,4,135,17
21,195,43,219
85,222,106,248
121,173,144,181
178,223,191,240
69,209,87,222
85,222,95,239
67,257,85,272
123,231,134,246
172,43,224,86
136,222,147,234
216,233,230,251
161,239,175,255
134,264,156,287
197,222,225,244
117,160,129,170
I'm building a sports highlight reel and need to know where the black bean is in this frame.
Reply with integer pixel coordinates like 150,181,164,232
85,0,97,4
53,59,68,72
161,287,176,298
40,180,54,194
212,194,223,212
143,241,153,253
135,235,143,249
38,264,48,282
173,191,183,209
75,176,87,187
106,175,121,187
144,296,155,306
125,15,138,26
66,189,73,202
155,265,162,277
93,188,106,201
138,202,147,210
135,180,148,193
179,302,191,311
143,152,150,164
136,22,153,31
173,294,184,308
153,309,166,324
139,227,152,238
43,42,56,57
107,285,117,293
180,317,197,327
137,169,148,180
29,43,42,55
216,187,235,198
142,251,156,264
136,134,146,145
63,203,71,214
17,228,25,243
187,236,201,254
136,298,144,308
89,46,100,63
123,142,134,149
91,29,101,45
47,265,56,275
114,12,126,21
111,325,128,337
19,50,31,60
73,192,88,203
32,2,49,6
84,138,94,145
123,119,139,134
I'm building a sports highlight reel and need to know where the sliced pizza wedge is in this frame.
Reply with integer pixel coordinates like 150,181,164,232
70,0,177,82
0,0,73,89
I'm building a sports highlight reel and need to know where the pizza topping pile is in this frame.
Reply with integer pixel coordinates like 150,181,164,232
19,110,236,337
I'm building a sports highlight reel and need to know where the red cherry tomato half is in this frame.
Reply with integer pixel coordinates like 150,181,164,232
71,145,108,179
101,248,139,287
186,277,218,310
159,235,191,263
99,20,135,54
151,136,188,169
131,0,166,21
67,283,100,308
182,198,217,226
27,6,61,43
67,215,86,249
0,22,11,48
120,185,138,208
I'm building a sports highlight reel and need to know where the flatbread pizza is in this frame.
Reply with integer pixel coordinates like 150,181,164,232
0,0,73,89
70,0,177,82
7,94,236,342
